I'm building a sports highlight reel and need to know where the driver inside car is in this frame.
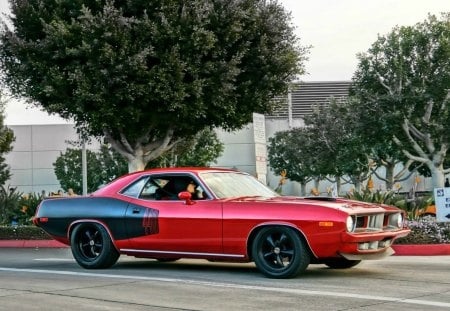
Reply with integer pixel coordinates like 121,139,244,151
186,180,204,200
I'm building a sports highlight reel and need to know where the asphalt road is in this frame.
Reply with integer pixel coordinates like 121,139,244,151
0,248,449,311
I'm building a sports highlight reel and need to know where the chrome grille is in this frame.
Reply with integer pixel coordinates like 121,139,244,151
354,213,385,232
367,214,384,231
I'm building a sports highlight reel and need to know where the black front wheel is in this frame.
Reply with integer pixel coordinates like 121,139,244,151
70,223,119,269
252,226,310,278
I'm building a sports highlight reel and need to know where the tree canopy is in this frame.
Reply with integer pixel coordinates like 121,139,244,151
268,127,317,195
0,0,308,171
0,92,15,186
53,145,128,193
351,13,450,188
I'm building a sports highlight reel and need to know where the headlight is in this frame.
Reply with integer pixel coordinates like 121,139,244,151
388,213,403,228
396,213,403,228
346,215,355,232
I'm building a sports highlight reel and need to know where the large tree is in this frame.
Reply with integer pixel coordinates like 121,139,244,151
268,127,318,195
0,91,15,186
0,0,308,172
347,96,416,190
304,99,370,192
352,13,450,189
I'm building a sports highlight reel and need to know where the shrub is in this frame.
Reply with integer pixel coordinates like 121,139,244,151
395,218,450,244
345,188,404,206
0,186,43,225
0,185,22,225
18,192,43,225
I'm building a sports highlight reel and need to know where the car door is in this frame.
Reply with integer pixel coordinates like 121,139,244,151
124,174,223,255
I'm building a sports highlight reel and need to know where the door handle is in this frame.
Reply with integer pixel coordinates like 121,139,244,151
132,208,140,214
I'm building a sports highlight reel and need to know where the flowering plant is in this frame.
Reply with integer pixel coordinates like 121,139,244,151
395,218,450,245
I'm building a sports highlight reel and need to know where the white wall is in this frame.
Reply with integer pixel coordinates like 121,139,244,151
5,124,100,193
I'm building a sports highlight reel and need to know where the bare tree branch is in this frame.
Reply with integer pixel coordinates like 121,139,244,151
118,129,134,154
103,129,134,161
142,128,177,162
376,72,394,95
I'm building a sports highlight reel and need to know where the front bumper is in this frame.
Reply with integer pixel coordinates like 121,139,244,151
338,228,411,259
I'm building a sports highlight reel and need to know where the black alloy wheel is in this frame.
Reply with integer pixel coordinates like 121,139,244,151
252,226,310,278
70,223,119,269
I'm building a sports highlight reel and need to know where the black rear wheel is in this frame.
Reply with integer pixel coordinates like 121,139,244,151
252,226,310,278
70,223,119,269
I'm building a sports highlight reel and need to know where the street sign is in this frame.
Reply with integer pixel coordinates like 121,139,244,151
434,187,450,222
253,113,267,184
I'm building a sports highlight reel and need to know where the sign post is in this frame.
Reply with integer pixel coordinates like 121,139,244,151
434,187,450,222
253,113,267,184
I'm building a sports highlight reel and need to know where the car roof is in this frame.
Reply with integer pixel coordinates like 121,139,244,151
93,167,240,196
123,167,239,178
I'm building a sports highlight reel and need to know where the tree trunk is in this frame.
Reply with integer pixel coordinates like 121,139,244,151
104,128,177,173
314,178,320,190
430,164,445,189
353,178,361,192
335,175,341,196
128,157,146,172
300,182,307,196
385,162,395,190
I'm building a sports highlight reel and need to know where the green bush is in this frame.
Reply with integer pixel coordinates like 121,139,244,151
0,185,22,225
345,188,433,220
0,186,43,225
345,188,404,206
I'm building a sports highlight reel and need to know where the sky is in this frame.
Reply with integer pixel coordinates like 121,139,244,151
0,0,449,125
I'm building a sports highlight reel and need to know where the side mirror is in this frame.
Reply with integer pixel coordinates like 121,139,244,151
178,191,196,205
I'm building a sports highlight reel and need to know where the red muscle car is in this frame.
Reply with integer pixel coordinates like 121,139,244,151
34,168,410,278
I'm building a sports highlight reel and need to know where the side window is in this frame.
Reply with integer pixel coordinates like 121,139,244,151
138,178,170,200
136,174,209,201
120,176,149,198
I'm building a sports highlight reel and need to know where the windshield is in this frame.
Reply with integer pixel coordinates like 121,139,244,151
200,172,279,199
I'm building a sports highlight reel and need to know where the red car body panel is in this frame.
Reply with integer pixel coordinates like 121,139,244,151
126,199,223,254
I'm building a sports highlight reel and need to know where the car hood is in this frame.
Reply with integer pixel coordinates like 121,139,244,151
225,196,399,214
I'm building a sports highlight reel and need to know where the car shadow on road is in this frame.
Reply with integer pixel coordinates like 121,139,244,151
110,258,386,280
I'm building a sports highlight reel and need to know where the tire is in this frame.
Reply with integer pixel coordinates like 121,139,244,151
324,258,361,269
252,226,310,278
70,223,119,269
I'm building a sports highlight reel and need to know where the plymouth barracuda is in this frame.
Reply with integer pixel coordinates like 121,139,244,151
34,168,410,278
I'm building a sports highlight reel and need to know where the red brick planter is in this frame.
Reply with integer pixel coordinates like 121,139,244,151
392,244,450,256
